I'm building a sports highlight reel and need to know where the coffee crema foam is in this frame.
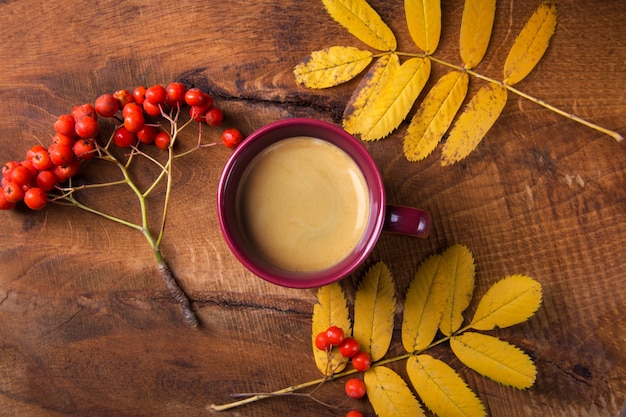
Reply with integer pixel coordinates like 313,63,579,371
237,136,370,273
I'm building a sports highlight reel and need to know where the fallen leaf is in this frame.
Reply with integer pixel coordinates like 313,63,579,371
503,0,557,85
354,262,396,362
403,70,469,161
451,332,537,389
402,253,452,353
404,0,441,54
459,0,496,69
322,0,397,51
470,274,543,330
359,57,431,141
311,282,351,375
439,244,476,336
343,53,400,134
407,354,485,417
365,366,426,417
294,46,373,89
441,81,508,166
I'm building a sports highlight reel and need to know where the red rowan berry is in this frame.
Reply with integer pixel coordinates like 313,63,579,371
74,116,99,138
30,149,53,171
166,82,186,106
3,181,25,203
154,131,171,150
122,102,143,118
184,88,205,107
325,326,345,347
205,107,223,126
2,161,19,181
54,114,76,136
143,99,162,117
73,138,96,159
72,103,97,121
145,84,167,105
344,378,366,399
23,187,47,210
124,112,145,133
95,93,120,117
53,160,80,183
132,86,146,105
315,331,331,351
136,125,157,144
221,128,243,149
49,144,75,166
0,190,16,210
36,170,57,191
10,165,34,186
346,410,364,417
113,126,136,148
351,351,371,372
339,337,360,358
113,89,133,108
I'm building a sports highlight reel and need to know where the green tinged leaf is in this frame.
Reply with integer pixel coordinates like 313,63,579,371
359,57,431,141
402,253,452,353
407,355,486,417
404,0,441,54
311,282,351,375
365,366,426,417
441,82,508,166
503,0,557,85
322,0,397,51
293,46,373,89
403,70,469,161
470,274,542,330
354,262,396,362
459,0,496,69
439,244,476,336
344,53,400,135
451,332,537,389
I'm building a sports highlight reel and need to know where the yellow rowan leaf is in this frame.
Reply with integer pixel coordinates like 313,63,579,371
403,70,469,162
354,262,396,362
359,57,431,141
343,53,400,135
364,366,426,417
503,0,557,85
312,282,351,375
441,82,507,166
451,332,537,389
402,253,452,353
459,0,496,69
470,274,543,331
294,46,373,89
404,0,441,54
439,244,476,336
322,0,397,51
407,354,485,417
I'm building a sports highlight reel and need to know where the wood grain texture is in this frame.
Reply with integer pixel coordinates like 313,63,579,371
1,1,625,416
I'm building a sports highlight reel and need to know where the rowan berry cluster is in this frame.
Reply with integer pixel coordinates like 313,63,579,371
315,325,371,417
0,82,243,212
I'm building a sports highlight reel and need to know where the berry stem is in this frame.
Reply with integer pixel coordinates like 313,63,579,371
154,249,199,328
209,331,462,411
54,114,202,327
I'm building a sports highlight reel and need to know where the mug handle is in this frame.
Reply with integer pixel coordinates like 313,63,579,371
383,205,431,238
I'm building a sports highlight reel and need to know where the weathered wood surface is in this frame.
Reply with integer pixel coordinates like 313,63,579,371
1,1,625,416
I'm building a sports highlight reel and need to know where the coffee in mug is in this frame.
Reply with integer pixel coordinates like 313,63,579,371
236,136,370,272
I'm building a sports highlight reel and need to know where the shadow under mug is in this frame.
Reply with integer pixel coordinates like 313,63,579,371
217,118,431,288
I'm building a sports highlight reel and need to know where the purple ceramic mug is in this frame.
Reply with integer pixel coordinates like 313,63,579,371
217,118,431,288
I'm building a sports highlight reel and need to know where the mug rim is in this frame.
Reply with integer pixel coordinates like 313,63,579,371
217,118,386,288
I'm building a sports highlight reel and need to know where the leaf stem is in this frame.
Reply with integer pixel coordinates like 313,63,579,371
393,52,623,142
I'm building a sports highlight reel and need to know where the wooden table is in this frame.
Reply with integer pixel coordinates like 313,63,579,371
1,1,624,416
